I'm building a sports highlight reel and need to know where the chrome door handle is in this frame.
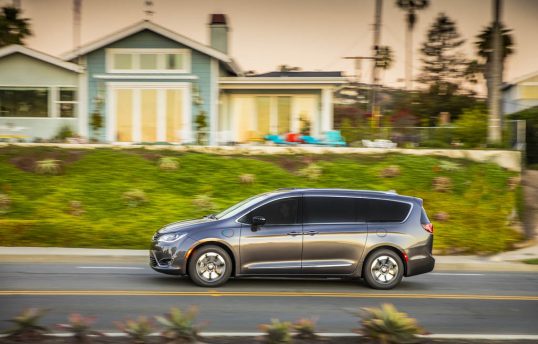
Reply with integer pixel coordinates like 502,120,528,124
287,231,301,236
306,231,318,236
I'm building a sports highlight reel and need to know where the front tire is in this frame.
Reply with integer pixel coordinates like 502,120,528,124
188,245,232,287
363,249,404,290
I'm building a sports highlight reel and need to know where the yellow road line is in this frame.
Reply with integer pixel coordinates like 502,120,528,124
0,290,537,301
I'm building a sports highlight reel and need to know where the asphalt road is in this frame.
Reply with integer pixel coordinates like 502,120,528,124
1,262,537,335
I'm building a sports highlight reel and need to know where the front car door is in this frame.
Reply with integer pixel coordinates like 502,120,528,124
301,196,368,274
239,197,303,274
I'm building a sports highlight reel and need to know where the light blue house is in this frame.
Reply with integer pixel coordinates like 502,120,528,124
1,14,346,144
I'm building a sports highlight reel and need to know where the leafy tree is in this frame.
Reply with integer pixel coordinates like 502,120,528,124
0,6,32,47
396,0,429,89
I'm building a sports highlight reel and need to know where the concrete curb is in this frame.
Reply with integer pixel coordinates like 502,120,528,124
1,247,538,272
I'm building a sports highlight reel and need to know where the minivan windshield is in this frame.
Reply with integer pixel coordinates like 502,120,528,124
214,193,273,220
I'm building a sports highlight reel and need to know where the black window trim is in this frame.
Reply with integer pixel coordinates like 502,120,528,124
235,195,302,226
235,194,414,225
302,195,413,225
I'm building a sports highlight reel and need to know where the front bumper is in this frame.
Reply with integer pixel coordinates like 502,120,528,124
149,236,195,275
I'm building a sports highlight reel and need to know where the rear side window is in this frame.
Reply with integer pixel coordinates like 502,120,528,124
361,199,411,223
245,197,299,225
303,197,356,223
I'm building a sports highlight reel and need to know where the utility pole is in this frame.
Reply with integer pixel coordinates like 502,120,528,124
488,0,502,144
343,56,375,83
370,0,383,127
73,0,81,63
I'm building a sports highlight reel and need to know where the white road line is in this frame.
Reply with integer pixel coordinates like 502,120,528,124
431,273,484,276
77,266,145,270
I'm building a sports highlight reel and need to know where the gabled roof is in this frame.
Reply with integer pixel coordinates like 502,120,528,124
255,71,343,78
61,20,242,75
505,70,538,86
0,44,82,73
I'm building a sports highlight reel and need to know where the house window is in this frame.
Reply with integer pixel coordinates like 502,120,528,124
0,87,78,118
107,49,190,73
57,88,77,118
0,87,49,117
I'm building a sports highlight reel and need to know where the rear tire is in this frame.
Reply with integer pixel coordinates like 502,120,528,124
188,245,232,287
363,249,404,290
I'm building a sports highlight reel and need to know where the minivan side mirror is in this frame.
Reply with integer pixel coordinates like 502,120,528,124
251,216,266,227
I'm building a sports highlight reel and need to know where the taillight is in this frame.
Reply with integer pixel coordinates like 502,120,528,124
422,223,434,234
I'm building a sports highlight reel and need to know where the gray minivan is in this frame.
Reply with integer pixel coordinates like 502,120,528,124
150,188,435,289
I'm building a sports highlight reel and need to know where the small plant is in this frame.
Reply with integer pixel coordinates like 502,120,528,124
356,303,425,344
155,306,201,343
433,211,449,222
3,308,49,341
192,194,216,212
259,319,293,344
297,163,322,180
67,200,85,216
158,157,179,171
54,125,75,142
432,176,453,192
293,317,317,339
35,159,61,175
122,189,148,207
380,165,401,178
438,160,462,172
0,193,11,215
116,316,153,344
57,313,102,343
239,173,256,184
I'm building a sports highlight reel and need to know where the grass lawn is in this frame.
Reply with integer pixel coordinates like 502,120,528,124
522,258,538,265
0,146,522,253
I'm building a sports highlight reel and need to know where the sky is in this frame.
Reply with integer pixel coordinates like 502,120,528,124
4,0,538,91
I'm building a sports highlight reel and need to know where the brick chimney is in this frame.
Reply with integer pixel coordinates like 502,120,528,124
209,14,229,54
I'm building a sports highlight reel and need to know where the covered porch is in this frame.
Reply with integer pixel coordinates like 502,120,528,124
217,75,346,144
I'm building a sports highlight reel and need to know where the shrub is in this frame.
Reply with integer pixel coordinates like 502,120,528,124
158,157,179,171
35,159,61,175
122,189,148,207
67,200,85,216
239,173,256,184
259,319,293,344
356,303,425,344
4,308,49,341
453,108,488,148
432,176,452,192
297,163,322,180
192,194,216,212
54,125,76,142
0,193,11,215
57,313,102,343
155,307,201,342
380,165,401,178
116,316,153,344
293,318,317,339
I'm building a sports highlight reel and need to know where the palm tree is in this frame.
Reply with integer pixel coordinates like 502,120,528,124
396,0,429,90
0,6,32,47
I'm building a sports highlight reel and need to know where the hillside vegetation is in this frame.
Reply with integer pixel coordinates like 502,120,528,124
0,146,521,253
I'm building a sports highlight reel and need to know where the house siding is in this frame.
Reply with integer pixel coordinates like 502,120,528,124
85,29,214,142
0,53,79,140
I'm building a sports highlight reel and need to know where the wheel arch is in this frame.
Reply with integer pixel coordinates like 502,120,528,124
360,244,408,277
183,239,238,277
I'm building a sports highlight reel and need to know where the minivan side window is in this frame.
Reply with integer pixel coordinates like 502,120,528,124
364,199,411,222
242,198,299,225
304,197,356,223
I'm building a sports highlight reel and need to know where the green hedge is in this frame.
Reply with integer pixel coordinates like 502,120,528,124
0,146,521,253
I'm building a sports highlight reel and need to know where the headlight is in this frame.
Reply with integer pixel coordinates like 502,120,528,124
157,233,187,243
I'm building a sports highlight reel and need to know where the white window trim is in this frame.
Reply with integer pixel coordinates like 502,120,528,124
55,87,78,119
0,85,78,119
106,48,191,74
